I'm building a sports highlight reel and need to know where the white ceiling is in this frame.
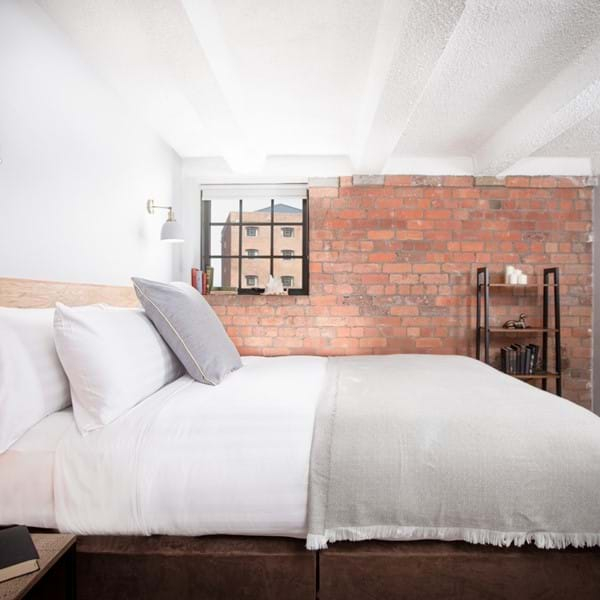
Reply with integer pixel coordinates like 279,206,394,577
37,0,600,176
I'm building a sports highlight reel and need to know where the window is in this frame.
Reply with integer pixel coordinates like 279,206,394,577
201,194,309,295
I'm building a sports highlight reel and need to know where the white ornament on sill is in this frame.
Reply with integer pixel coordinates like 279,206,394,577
263,275,287,295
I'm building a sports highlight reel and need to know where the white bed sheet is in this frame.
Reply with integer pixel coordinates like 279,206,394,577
0,408,72,528
54,355,328,537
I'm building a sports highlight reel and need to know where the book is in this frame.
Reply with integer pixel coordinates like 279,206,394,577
205,266,214,293
527,344,539,374
191,267,200,290
0,526,39,583
524,346,532,375
510,344,521,374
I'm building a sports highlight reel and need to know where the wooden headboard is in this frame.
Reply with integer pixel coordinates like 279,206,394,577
0,278,138,308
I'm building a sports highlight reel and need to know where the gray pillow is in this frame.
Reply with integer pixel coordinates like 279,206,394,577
132,277,242,385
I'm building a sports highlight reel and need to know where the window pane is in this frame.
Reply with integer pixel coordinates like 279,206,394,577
238,196,303,216
204,198,241,223
203,258,238,292
273,258,303,290
274,225,303,255
210,224,239,258
240,258,270,289
273,197,303,219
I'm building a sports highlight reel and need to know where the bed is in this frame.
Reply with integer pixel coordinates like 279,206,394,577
2,277,600,600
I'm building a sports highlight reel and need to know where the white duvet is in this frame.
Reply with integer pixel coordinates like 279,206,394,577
54,356,327,537
52,354,600,547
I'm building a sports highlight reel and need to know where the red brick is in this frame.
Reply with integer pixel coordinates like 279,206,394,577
368,230,394,240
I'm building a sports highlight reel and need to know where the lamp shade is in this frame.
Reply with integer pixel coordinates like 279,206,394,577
160,218,184,243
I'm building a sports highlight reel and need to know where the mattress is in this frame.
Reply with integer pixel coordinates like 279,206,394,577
54,355,328,537
0,408,72,528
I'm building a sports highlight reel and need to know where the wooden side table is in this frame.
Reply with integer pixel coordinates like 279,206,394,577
0,533,76,600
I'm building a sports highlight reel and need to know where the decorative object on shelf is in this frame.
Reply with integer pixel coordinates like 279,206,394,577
503,313,528,329
505,265,529,285
146,198,184,243
206,266,214,293
476,266,562,396
262,275,287,295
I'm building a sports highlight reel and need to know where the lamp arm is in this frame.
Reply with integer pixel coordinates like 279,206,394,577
146,198,174,215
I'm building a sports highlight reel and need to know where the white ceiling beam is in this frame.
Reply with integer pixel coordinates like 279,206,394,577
474,37,600,176
179,0,264,173
351,0,466,174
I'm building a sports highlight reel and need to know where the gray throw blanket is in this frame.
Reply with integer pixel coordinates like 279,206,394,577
307,354,600,550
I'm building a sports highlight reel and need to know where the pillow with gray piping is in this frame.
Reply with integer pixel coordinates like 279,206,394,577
132,277,242,385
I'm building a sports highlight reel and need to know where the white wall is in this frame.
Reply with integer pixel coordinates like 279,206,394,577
0,0,182,287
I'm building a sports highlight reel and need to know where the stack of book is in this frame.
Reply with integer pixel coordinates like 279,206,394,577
500,344,539,375
191,267,214,295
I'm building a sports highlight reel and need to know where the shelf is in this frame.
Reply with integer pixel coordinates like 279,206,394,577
480,327,558,333
511,372,560,380
476,267,561,397
481,283,557,288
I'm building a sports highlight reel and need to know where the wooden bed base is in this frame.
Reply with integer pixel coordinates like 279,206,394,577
69,535,600,600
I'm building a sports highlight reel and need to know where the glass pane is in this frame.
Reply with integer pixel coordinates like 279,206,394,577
210,224,239,258
203,258,238,292
204,198,241,223
273,197,303,219
240,258,270,289
240,225,271,257
238,196,303,217
273,258,303,290
273,224,303,255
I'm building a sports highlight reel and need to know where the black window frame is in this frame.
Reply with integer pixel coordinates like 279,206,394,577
201,195,309,295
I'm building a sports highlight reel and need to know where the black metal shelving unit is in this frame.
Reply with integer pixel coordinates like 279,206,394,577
476,266,562,396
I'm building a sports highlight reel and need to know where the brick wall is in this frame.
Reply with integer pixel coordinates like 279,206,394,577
207,175,595,408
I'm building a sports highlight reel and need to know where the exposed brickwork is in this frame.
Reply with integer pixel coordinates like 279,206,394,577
207,175,594,407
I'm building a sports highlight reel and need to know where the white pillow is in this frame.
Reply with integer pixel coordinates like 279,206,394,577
0,308,71,452
53,303,183,433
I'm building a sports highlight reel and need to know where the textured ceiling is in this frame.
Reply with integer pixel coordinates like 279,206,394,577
37,0,600,175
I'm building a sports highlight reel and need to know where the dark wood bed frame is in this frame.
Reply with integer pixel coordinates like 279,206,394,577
69,534,600,600
6,279,600,599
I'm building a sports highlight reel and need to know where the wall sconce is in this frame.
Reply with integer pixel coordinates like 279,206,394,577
146,199,184,243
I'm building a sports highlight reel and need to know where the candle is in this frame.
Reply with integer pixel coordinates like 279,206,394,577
509,272,519,285
518,274,528,285
505,265,515,284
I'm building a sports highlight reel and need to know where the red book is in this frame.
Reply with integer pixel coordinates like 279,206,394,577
191,268,199,290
